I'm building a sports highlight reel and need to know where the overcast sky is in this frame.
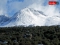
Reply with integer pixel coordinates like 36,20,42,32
0,0,60,16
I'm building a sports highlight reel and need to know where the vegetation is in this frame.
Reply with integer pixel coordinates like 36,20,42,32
0,25,60,45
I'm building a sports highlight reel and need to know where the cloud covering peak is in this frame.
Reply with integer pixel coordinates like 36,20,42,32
0,0,59,16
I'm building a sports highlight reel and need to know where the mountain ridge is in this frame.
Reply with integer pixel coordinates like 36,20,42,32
0,8,60,27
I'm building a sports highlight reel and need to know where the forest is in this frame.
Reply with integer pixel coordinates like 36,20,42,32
0,25,60,45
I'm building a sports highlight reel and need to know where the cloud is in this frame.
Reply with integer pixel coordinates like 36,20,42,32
0,0,59,16
7,0,46,16
0,0,7,16
0,0,24,16
7,0,35,15
7,0,24,3
28,0,60,17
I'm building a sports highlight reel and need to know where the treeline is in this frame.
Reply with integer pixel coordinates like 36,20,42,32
0,26,60,45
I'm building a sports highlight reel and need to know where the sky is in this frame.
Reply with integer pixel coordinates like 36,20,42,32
0,0,60,17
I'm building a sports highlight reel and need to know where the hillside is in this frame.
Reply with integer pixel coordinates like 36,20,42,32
0,26,60,45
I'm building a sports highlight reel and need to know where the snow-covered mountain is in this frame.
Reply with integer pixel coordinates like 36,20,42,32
0,8,60,27
0,15,10,26
4,8,47,27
